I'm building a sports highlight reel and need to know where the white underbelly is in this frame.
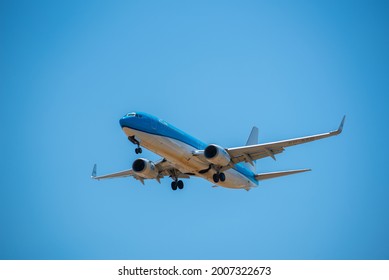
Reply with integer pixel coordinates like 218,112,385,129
123,127,255,189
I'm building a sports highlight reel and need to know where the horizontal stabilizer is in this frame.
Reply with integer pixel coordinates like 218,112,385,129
255,168,311,181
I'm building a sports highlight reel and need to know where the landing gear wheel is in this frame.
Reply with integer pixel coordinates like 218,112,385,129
171,181,177,191
213,174,220,183
219,172,226,182
129,136,142,154
177,180,184,189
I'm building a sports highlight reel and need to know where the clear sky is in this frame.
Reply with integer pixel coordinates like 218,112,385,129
1,0,388,260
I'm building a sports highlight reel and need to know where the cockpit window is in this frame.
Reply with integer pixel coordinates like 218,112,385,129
125,112,144,118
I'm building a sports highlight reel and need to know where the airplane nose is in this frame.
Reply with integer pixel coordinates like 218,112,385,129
119,117,126,127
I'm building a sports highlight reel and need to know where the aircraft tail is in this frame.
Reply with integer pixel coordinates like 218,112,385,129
242,126,258,172
255,169,311,181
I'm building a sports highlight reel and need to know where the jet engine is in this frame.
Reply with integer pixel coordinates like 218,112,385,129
204,144,231,166
132,158,159,179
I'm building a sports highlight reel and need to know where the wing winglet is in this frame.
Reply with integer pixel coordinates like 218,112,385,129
332,115,346,136
91,164,97,178
337,115,346,134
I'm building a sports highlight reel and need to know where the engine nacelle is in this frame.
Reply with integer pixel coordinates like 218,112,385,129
204,144,231,166
132,158,159,179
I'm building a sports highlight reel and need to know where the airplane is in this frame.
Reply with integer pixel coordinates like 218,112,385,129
92,112,345,191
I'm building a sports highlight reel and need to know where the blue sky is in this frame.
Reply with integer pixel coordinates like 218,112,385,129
1,0,388,259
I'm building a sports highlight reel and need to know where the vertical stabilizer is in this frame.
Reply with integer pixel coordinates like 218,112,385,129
246,126,258,146
242,127,258,172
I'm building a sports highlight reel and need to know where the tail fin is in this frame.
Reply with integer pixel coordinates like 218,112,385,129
242,127,258,172
246,126,258,146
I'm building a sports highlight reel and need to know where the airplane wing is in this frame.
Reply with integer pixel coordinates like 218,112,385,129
91,164,134,180
91,158,190,184
227,116,345,164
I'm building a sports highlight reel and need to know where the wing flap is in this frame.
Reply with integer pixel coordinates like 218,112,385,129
229,147,285,163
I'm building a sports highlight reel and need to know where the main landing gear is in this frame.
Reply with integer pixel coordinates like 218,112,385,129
128,136,142,154
213,172,226,183
171,180,184,191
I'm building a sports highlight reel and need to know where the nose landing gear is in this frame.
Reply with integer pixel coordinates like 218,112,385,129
128,136,142,154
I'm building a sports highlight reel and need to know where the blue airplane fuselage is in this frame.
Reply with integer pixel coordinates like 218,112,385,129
119,112,258,189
